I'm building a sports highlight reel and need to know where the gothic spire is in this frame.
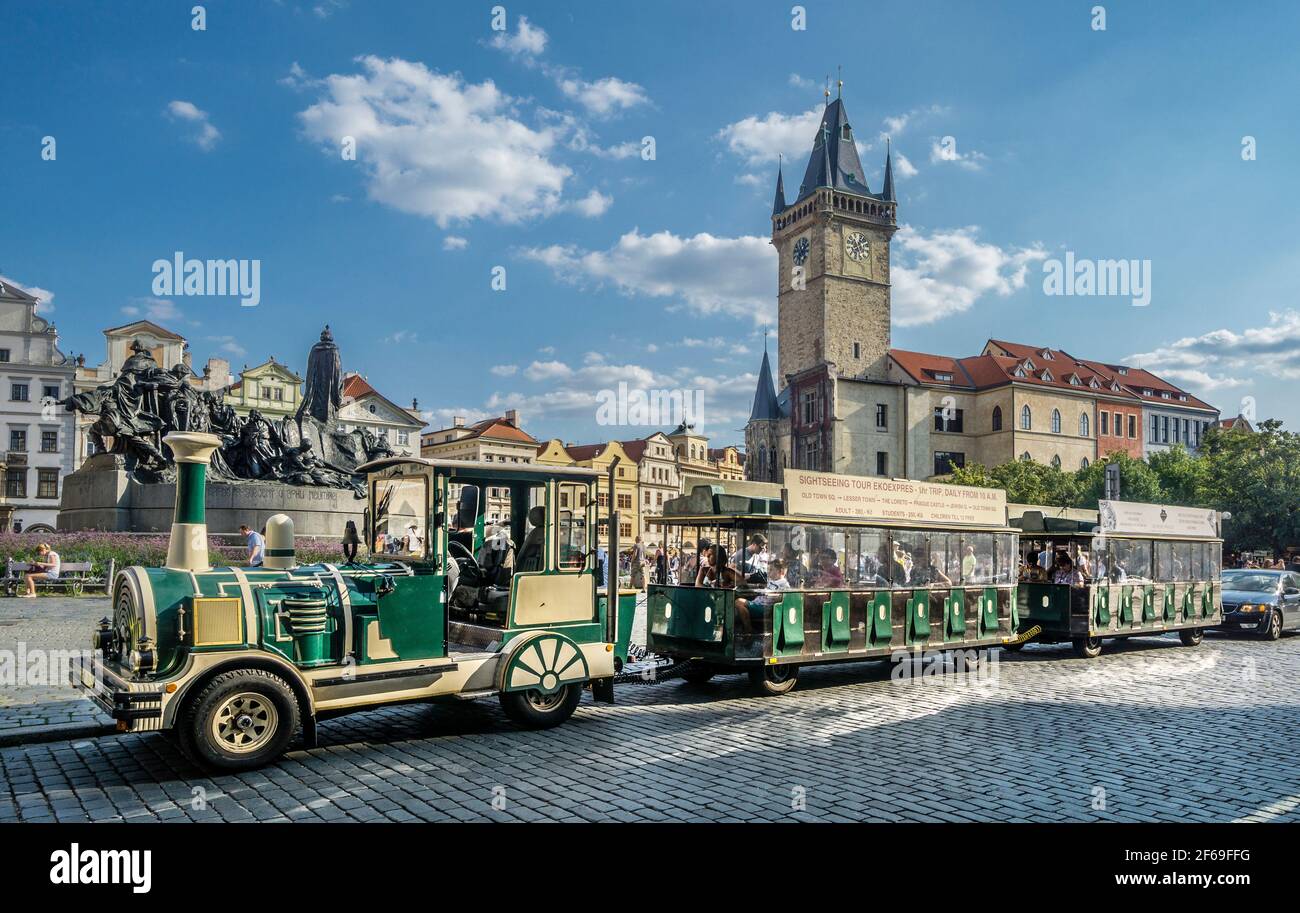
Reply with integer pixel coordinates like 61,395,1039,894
772,158,787,215
749,348,781,422
882,139,896,202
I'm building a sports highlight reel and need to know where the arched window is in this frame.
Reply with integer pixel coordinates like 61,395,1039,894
1020,405,1031,430
1081,457,1090,470
1079,413,1090,437
1051,409,1062,434
1051,454,1061,469
1020,451,1032,462
992,405,1003,431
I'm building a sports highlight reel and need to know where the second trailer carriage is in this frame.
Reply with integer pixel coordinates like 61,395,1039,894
1012,501,1223,657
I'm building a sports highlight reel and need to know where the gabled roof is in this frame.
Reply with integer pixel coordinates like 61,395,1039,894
889,346,1144,399
1072,357,1216,412
430,415,537,445
0,280,39,303
102,319,186,341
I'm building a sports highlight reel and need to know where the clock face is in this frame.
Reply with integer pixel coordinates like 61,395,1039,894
845,232,870,262
792,236,810,266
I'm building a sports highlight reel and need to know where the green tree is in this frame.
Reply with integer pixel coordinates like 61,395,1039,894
1072,451,1165,509
944,459,1079,507
1198,420,1300,553
1147,445,1209,507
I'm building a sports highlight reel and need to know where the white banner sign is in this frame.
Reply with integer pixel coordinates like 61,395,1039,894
1098,500,1218,538
783,470,1007,526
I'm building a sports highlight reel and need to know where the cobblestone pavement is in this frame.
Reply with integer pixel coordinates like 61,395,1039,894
0,597,112,735
1,595,1298,822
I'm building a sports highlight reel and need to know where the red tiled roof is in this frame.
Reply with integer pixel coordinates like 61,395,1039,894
564,443,608,462
427,416,537,445
617,439,649,462
342,374,377,399
1073,359,1216,411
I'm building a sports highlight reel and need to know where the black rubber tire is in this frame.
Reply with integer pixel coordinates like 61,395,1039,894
1179,627,1204,647
1263,609,1283,641
749,664,799,696
180,669,300,772
1001,642,1025,653
499,683,582,729
1072,636,1103,659
681,662,715,685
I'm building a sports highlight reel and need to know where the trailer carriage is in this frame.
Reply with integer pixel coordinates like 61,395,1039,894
646,470,1024,694
1011,501,1223,658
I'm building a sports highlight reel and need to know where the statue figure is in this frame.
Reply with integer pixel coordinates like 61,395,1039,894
60,331,369,497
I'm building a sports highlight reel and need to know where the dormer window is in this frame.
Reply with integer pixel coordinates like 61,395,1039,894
1118,367,1129,375
1012,366,1027,378
1111,382,1122,392
1142,388,1154,396
1023,358,1036,371
1178,394,1188,401
1040,369,1054,382
842,124,851,141
1068,374,1081,385
1089,378,1101,389
1041,350,1054,360
1161,391,1171,400
934,372,953,382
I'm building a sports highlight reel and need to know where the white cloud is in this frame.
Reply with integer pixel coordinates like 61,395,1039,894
166,100,220,151
893,152,918,179
538,345,556,355
297,56,573,227
385,329,419,344
569,189,613,217
122,297,183,323
206,335,247,358
788,74,816,90
442,236,469,251
557,76,649,118
489,15,548,57
1127,310,1300,389
881,105,947,140
716,105,824,169
930,138,987,171
521,229,775,323
0,275,55,315
891,225,1046,326
525,360,574,381
490,364,519,377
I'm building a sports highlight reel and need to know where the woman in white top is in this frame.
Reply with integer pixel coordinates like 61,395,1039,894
22,543,61,597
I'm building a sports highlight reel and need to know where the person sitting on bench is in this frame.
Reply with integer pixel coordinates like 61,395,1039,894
21,543,60,597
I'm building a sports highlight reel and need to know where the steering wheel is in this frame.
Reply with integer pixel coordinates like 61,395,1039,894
448,540,481,578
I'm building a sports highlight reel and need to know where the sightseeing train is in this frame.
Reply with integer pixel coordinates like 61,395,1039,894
72,432,1223,770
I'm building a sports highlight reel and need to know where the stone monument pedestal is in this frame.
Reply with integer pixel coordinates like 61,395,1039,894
58,453,364,536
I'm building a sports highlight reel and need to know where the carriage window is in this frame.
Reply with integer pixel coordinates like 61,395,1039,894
994,533,1018,585
556,482,589,570
924,532,960,586
1207,544,1221,579
857,528,892,587
890,530,929,588
1188,541,1206,579
1154,540,1174,582
372,474,429,557
1173,541,1193,580
769,524,811,589
805,526,848,588
1113,538,1152,582
963,533,995,585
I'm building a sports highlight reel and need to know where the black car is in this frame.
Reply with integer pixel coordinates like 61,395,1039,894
1217,569,1300,640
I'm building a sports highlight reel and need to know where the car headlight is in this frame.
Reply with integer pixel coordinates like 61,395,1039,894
1240,604,1268,614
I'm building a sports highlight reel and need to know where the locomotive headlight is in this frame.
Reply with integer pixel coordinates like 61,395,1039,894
128,638,156,676
93,617,114,655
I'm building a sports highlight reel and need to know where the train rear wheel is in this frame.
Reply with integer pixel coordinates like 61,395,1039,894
1179,627,1204,647
499,684,582,729
1071,636,1103,659
181,669,300,772
749,664,799,696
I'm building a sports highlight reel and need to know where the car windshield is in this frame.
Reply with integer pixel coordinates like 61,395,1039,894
1221,571,1280,593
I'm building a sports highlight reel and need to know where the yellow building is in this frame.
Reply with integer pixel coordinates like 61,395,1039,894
420,410,539,525
220,358,303,422
709,446,745,481
562,440,640,547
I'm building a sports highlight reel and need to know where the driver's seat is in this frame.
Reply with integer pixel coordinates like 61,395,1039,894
516,506,546,573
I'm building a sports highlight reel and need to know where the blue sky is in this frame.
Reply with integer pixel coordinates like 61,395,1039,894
3,0,1298,447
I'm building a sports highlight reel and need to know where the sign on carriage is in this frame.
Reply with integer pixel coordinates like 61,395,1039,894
783,469,1007,527
1098,500,1219,539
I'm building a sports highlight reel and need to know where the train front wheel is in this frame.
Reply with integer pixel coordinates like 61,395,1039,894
749,664,799,696
499,684,582,729
1179,627,1204,647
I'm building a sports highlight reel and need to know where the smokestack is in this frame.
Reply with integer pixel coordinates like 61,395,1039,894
163,432,222,571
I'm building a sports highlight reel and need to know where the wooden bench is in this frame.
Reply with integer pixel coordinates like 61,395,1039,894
2,558,115,597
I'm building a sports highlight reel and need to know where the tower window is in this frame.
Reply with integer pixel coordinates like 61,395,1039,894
853,342,860,359
875,403,887,430
1020,405,1032,430
876,451,887,476
992,406,1002,431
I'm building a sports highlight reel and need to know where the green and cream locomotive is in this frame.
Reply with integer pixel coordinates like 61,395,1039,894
72,433,636,771
646,470,1023,693
1012,501,1223,657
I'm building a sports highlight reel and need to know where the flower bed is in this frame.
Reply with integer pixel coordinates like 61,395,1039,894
0,531,356,576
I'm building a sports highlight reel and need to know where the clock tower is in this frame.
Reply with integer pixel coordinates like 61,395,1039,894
772,93,897,383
